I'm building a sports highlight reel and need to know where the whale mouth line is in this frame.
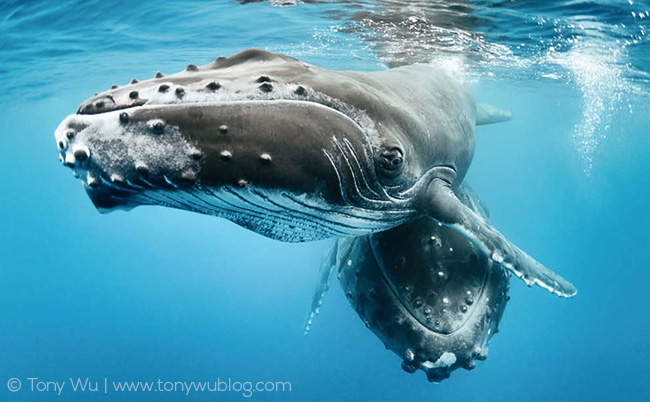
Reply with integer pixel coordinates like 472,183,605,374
80,96,348,115
76,83,376,138
92,98,365,126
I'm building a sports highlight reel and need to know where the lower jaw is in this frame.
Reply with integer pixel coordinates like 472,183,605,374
83,180,409,243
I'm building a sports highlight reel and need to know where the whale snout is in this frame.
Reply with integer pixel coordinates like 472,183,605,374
54,111,203,213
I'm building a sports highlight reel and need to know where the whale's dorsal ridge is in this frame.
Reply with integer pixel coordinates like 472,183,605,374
214,48,300,69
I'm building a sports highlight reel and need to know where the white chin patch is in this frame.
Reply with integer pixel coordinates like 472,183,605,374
421,352,457,370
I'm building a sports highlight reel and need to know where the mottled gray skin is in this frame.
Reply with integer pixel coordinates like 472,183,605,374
325,185,509,382
54,49,574,382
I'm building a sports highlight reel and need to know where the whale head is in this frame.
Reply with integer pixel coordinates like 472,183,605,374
55,49,422,241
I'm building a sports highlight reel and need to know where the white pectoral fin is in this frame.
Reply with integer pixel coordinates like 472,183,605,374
476,103,512,126
304,241,337,336
426,179,577,298
304,238,355,335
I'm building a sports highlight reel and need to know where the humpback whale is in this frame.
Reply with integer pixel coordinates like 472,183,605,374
54,49,575,381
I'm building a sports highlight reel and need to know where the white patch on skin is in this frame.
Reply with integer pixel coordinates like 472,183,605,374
64,153,75,166
54,110,201,189
421,352,457,370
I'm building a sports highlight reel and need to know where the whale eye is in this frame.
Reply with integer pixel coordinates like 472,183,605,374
379,147,403,171
377,146,404,184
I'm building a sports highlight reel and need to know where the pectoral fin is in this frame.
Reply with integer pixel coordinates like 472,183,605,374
425,178,577,298
304,238,355,335
476,103,512,126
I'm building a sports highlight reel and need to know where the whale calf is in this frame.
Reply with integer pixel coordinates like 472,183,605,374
54,49,575,381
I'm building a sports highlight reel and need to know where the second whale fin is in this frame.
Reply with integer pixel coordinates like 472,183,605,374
476,103,512,126
304,238,354,335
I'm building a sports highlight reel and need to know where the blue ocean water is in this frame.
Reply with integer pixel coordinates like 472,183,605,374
0,1,649,401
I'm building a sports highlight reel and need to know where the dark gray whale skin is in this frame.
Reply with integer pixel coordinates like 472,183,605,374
54,49,574,382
